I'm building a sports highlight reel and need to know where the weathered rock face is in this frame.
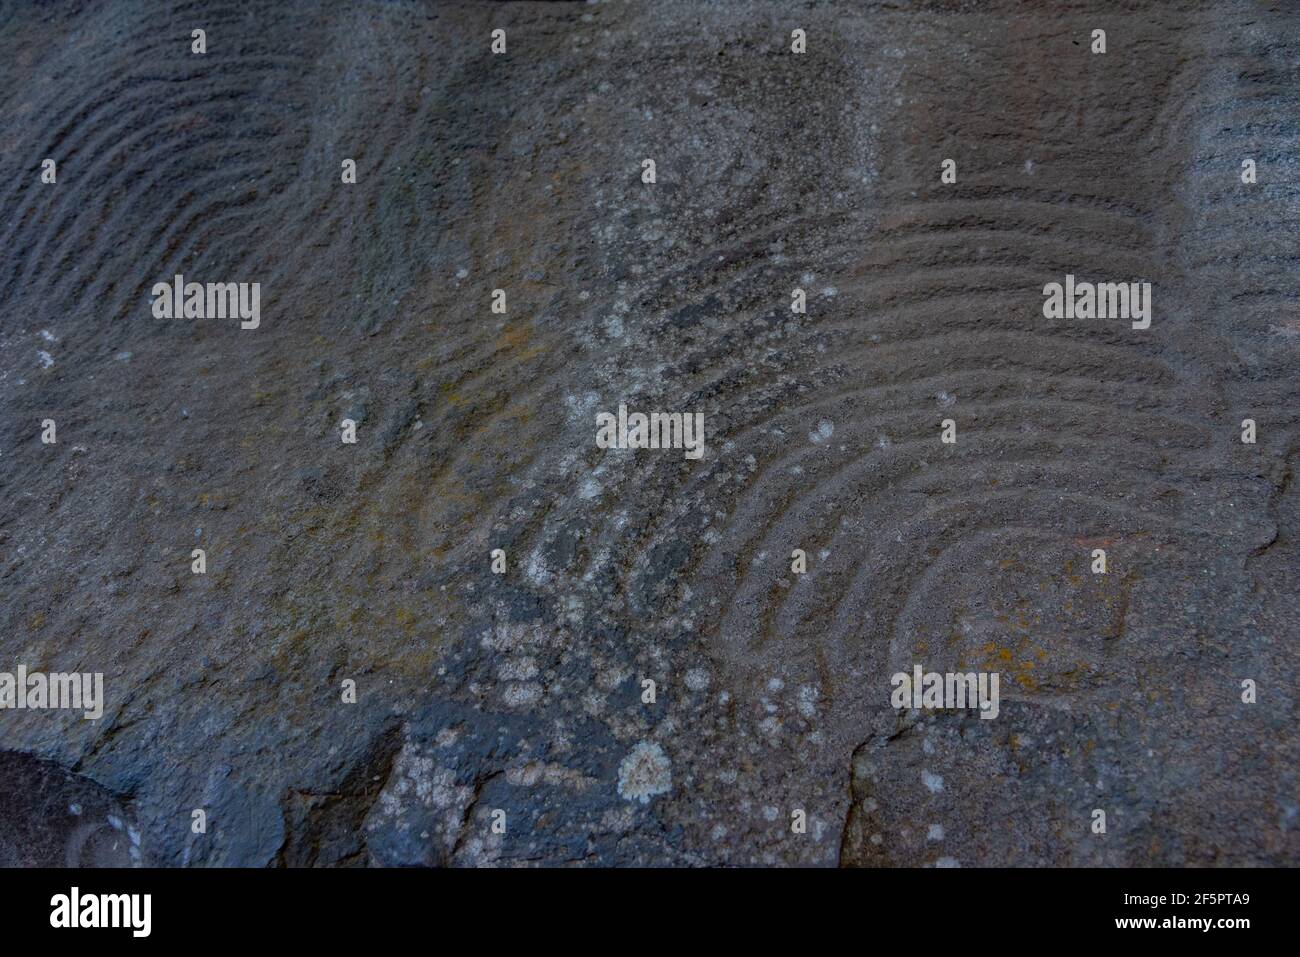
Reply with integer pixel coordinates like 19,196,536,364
0,751,139,867
0,0,1295,867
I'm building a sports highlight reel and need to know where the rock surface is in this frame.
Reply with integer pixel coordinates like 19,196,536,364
0,0,1296,866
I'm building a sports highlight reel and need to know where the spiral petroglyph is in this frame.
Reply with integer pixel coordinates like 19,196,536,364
0,0,1295,873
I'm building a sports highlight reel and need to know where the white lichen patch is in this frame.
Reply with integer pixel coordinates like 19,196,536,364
601,806,636,832
498,657,538,681
616,741,672,804
506,761,596,791
596,664,630,691
684,667,710,691
503,682,543,708
371,740,474,848
524,547,550,586
797,685,819,719
581,688,606,716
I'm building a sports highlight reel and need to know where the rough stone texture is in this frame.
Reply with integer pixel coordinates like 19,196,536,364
0,751,140,866
0,1,1296,867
